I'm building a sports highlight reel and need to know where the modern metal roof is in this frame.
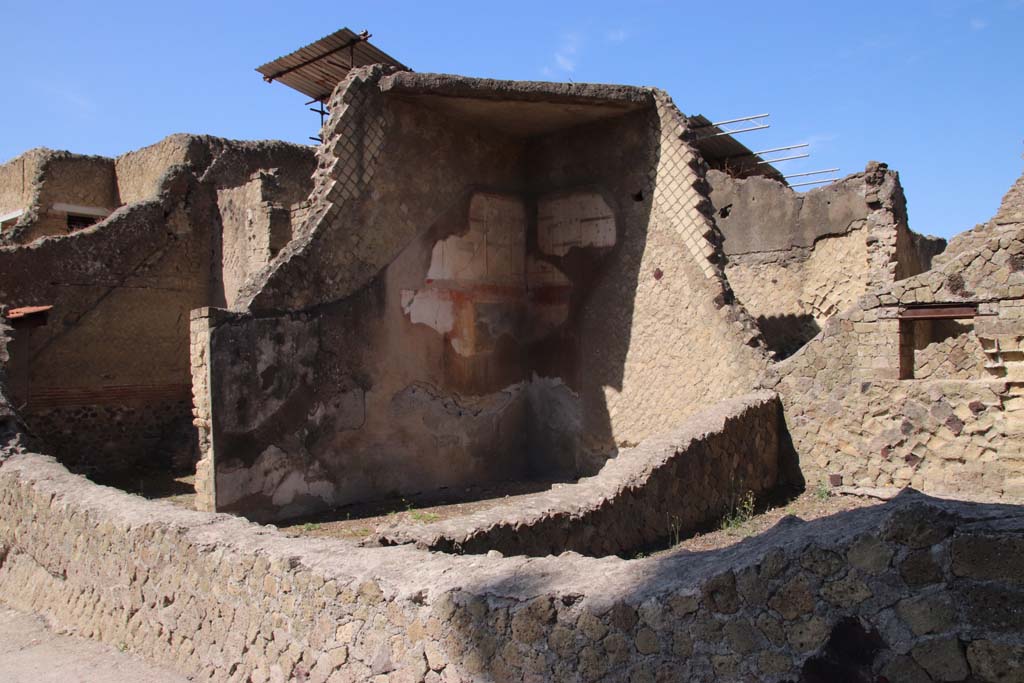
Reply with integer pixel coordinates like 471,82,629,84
687,114,786,183
256,28,410,102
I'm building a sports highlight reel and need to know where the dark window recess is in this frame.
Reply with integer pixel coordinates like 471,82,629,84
67,214,100,232
898,304,979,380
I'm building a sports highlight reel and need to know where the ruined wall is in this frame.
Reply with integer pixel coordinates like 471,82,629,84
376,392,786,557
197,71,770,521
710,164,946,358
0,134,313,478
0,149,118,243
2,451,1023,683
0,181,210,475
0,316,25,454
0,149,44,221
114,134,203,205
769,173,1024,500
217,170,297,308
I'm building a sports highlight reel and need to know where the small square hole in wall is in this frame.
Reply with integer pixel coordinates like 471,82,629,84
898,306,981,380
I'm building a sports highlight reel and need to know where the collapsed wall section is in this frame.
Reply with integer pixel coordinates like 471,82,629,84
195,70,771,521
768,172,1024,500
2,451,1023,682
710,163,945,358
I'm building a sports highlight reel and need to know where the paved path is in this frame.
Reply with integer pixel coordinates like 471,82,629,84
0,606,189,682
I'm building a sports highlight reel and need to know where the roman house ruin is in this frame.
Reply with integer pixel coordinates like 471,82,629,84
1,28,1022,682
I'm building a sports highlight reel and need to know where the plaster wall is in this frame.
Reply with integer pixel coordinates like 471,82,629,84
197,71,771,521
376,392,786,557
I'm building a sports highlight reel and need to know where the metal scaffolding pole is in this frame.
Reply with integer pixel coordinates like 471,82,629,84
784,168,840,179
752,143,809,156
707,113,770,127
790,177,839,188
757,153,810,164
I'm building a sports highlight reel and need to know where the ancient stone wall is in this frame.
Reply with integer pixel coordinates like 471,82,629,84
0,136,314,478
0,184,209,476
0,149,45,222
710,164,946,358
0,149,119,243
769,172,1024,499
0,316,23,454
196,71,770,521
375,392,786,557
2,451,1022,682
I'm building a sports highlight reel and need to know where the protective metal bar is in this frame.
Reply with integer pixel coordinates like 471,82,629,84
704,124,770,138
757,153,810,164
707,113,770,127
789,177,839,188
784,168,840,179
753,143,809,155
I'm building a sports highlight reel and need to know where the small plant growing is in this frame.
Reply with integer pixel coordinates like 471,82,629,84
410,510,440,523
720,491,756,532
814,481,832,501
302,522,320,532
666,513,683,546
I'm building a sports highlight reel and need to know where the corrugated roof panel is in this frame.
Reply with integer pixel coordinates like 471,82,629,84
256,28,409,102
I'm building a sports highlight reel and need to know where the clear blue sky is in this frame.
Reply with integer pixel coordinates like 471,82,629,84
3,0,1022,239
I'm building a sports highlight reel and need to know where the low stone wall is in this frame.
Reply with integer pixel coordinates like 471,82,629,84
375,392,786,557
2,451,1023,682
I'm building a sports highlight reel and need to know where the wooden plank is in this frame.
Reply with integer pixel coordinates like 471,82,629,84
899,305,977,320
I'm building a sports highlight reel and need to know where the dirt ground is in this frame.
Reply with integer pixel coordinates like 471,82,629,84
0,605,188,683
278,482,881,555
130,469,882,557
277,480,565,540
665,487,879,556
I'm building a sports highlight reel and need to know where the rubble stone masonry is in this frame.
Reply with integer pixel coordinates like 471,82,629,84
1,452,1022,682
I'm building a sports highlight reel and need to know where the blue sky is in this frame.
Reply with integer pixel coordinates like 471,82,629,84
3,0,1021,239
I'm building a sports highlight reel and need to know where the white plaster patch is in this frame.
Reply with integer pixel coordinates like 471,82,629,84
426,193,526,286
537,192,616,256
401,288,455,334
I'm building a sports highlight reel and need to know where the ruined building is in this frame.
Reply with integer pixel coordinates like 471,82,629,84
1,29,1022,683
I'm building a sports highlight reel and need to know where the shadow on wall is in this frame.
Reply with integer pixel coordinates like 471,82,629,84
444,492,1023,682
203,73,774,523
758,313,822,360
206,94,661,520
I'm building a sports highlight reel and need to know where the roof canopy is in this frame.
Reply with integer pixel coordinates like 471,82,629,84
688,114,786,183
256,28,409,102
